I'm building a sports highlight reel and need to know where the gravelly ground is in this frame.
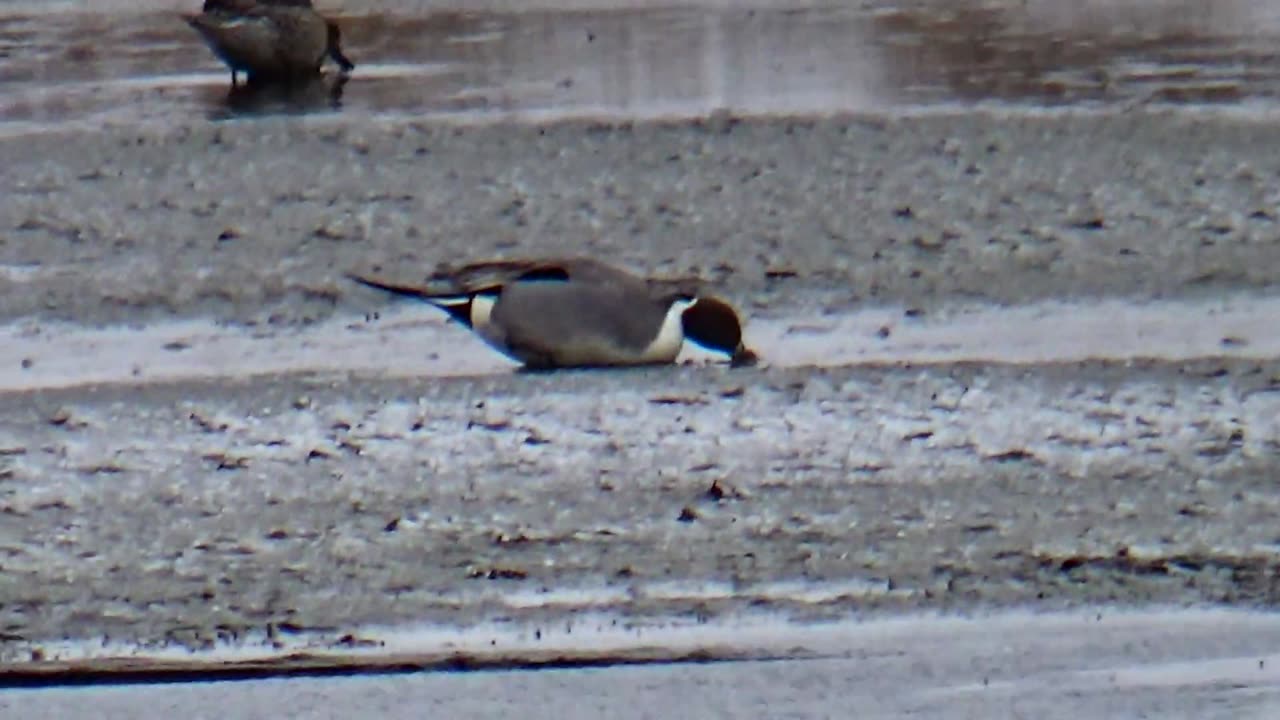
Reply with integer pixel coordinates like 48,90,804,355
4,110,1280,329
2,357,1279,658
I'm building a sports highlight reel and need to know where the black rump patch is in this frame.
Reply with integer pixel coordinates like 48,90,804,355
515,266,572,282
438,299,474,326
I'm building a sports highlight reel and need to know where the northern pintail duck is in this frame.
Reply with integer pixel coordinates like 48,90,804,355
188,0,355,86
349,258,758,370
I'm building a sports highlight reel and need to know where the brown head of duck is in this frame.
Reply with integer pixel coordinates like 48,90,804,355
669,293,758,367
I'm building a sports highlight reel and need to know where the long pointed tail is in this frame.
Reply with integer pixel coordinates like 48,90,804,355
348,273,478,326
346,273,444,302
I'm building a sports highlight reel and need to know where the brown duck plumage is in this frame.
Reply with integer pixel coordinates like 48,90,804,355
187,0,354,85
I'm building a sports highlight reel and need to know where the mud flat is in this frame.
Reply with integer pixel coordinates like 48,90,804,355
3,5,1280,719
4,63,1280,693
6,109,1280,325
1,352,1279,657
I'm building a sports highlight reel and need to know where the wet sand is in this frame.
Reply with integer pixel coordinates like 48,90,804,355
3,354,1280,659
6,610,1280,719
2,0,1280,709
6,110,1280,328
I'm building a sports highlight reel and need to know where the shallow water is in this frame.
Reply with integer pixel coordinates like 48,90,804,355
5,609,1280,720
5,0,1280,132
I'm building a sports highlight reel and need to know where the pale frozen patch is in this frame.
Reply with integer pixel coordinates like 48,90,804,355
499,586,632,609
0,308,516,393
0,264,49,282
752,578,899,603
932,648,1280,699
1,294,1279,392
633,580,736,602
1076,653,1280,690
746,293,1280,368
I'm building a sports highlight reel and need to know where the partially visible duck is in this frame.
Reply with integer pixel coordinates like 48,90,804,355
202,0,311,10
348,257,758,370
187,0,355,86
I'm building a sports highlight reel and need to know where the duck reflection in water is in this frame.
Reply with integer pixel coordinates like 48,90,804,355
215,71,350,118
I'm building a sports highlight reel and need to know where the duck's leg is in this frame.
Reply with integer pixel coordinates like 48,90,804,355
324,21,356,74
329,46,355,74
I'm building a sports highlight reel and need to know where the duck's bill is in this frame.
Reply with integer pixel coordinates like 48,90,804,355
729,346,759,367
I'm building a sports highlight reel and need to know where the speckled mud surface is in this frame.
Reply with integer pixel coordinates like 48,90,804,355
3,0,1280,678
5,111,1280,329
3,357,1280,659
